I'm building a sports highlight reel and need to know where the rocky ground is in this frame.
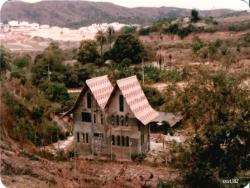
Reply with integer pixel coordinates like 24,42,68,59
0,132,184,188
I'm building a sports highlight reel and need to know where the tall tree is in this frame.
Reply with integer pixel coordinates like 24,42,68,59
95,30,106,57
106,26,115,50
77,40,99,64
105,34,144,64
191,9,200,23
0,45,11,73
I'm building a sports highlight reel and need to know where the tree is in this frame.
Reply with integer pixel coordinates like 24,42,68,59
77,40,99,64
143,86,165,109
95,30,106,57
176,70,250,186
105,34,144,64
191,9,200,23
106,26,115,50
64,64,90,88
40,81,69,103
0,46,11,73
32,43,67,85
14,55,30,69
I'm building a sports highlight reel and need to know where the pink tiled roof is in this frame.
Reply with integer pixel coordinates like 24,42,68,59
117,76,160,125
86,75,114,110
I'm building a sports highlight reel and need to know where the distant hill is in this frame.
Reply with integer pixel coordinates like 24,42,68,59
1,0,248,28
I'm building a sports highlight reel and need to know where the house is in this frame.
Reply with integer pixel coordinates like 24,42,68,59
65,75,181,160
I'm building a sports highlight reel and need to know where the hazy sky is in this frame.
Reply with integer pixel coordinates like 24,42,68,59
1,0,250,10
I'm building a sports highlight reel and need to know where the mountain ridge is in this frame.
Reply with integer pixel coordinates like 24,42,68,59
1,0,248,28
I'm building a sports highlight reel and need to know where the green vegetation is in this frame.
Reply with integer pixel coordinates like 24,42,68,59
39,81,69,103
143,86,165,109
1,80,64,146
120,26,137,34
104,34,144,63
77,40,99,64
163,69,250,187
13,54,30,69
0,45,11,73
191,39,235,62
144,66,183,83
95,30,106,57
190,9,200,23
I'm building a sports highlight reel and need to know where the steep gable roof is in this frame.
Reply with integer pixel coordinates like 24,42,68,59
86,75,113,110
63,75,113,116
116,76,159,125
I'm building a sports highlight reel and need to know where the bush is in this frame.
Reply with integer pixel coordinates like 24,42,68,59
156,180,172,188
177,25,195,39
143,86,165,109
14,55,30,69
185,161,221,188
40,81,69,103
131,153,146,163
121,26,137,34
31,106,44,120
138,27,151,36
67,149,78,159
192,37,204,54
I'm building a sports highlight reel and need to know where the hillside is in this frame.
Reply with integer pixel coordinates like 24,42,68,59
1,0,246,28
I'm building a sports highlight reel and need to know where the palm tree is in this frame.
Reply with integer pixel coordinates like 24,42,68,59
95,30,106,57
106,26,115,50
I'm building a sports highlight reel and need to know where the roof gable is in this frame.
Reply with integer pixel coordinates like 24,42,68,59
116,76,159,125
86,75,113,110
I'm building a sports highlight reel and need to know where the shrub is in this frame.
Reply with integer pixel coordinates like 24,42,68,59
143,86,165,109
14,55,30,69
67,149,78,159
40,81,69,103
131,153,146,163
138,27,151,36
31,106,44,120
192,37,204,54
156,180,172,188
120,26,137,34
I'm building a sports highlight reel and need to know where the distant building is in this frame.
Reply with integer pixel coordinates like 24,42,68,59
8,20,19,27
64,75,181,160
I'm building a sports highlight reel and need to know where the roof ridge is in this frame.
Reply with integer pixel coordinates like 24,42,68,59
86,75,108,82
116,75,137,83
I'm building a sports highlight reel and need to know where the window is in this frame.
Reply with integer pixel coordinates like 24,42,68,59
119,95,124,112
120,116,124,126
141,134,144,145
125,116,129,126
117,136,120,146
126,136,129,147
82,112,92,122
77,132,80,142
86,133,89,143
93,113,96,124
121,136,125,146
86,93,92,109
116,115,119,126
112,135,115,145
100,114,104,124
82,133,85,143
111,115,115,125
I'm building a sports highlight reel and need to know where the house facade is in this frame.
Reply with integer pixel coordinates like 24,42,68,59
65,75,160,160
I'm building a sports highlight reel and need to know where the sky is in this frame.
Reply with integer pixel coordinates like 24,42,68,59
1,0,250,10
